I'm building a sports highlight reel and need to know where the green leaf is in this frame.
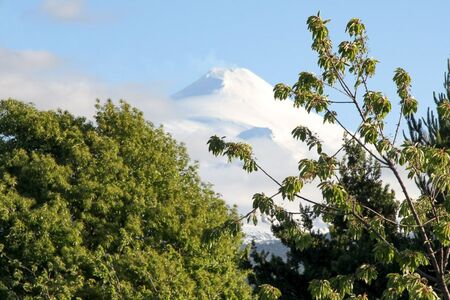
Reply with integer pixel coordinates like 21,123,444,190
393,68,418,116
373,242,395,264
330,274,354,296
298,159,318,181
207,135,226,156
292,126,323,153
323,110,337,124
338,41,359,62
359,121,378,144
434,220,450,246
362,58,378,77
318,182,348,208
438,99,450,120
273,83,292,100
345,18,366,37
396,250,429,273
309,279,334,300
402,97,418,116
259,284,282,300
355,264,378,284
279,176,304,201
252,193,274,215
363,91,391,119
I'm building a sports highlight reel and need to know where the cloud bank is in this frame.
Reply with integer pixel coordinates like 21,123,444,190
0,47,173,122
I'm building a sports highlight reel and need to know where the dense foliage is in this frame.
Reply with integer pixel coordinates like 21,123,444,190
407,60,450,207
248,62,450,299
249,141,403,299
208,13,450,299
0,99,253,299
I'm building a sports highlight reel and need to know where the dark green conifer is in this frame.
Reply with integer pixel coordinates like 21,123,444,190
249,141,400,299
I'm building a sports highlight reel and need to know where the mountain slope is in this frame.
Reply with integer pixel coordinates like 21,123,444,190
170,68,344,160
165,67,345,247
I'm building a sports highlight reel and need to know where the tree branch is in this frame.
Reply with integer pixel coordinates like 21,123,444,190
392,105,404,145
325,108,388,165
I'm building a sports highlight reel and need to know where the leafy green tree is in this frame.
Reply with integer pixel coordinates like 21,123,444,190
0,99,253,299
248,141,403,299
406,59,450,206
209,13,450,299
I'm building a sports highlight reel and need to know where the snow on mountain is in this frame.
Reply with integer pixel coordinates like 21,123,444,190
172,68,225,100
167,68,344,211
242,216,289,261
172,68,273,100
164,67,345,248
238,127,273,140
168,67,344,164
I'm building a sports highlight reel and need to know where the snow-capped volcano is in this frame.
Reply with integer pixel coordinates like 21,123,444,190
164,67,345,248
172,68,273,100
167,68,345,212
166,67,420,249
238,127,273,140
169,67,344,162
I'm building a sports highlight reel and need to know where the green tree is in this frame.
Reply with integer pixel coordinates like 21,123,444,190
0,99,253,299
248,141,403,299
406,59,450,206
209,13,450,299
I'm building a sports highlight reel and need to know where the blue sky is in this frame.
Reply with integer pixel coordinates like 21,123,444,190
1,0,449,121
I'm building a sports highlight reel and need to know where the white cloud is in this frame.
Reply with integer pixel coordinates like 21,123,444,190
0,48,172,121
0,48,60,72
41,0,86,22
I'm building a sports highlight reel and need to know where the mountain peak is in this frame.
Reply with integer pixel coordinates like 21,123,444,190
238,127,273,140
172,67,272,100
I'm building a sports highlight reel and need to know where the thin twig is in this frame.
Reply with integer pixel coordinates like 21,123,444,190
392,105,404,145
254,161,344,214
254,161,282,186
236,191,281,223
324,82,349,98
325,108,388,165
386,159,443,279
327,100,354,104
332,62,366,122
330,145,345,159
